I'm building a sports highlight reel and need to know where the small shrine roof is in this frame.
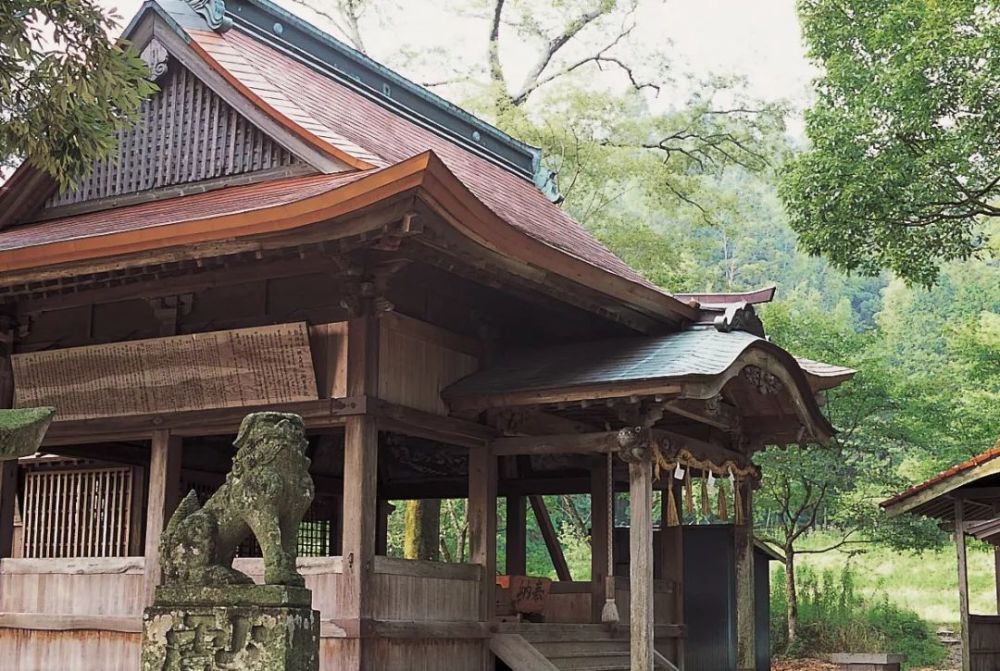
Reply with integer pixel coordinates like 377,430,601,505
882,441,1000,521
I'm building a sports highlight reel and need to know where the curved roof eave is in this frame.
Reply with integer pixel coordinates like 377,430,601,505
443,329,837,444
0,151,696,327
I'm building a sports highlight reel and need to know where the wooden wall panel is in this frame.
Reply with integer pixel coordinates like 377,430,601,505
310,322,349,399
0,630,139,671
377,314,480,415
371,573,479,621
370,640,484,671
0,558,145,617
970,615,1000,671
319,639,360,671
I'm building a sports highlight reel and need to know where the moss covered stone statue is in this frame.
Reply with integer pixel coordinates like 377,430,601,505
0,407,55,460
142,412,320,671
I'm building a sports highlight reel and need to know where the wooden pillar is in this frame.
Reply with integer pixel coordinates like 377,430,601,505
628,456,654,671
469,443,497,670
143,429,182,605
591,457,611,623
956,500,971,671
0,321,18,559
344,314,380,669
994,545,1000,616
659,482,685,666
342,416,378,613
734,480,755,671
505,495,526,576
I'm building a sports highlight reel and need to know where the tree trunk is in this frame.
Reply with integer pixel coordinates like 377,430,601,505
403,500,441,561
784,546,797,648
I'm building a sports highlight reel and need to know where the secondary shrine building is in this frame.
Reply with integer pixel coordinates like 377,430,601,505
0,1,853,669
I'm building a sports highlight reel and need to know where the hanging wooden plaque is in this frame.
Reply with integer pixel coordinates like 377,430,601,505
11,323,319,420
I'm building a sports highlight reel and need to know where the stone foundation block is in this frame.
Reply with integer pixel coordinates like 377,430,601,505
141,587,319,671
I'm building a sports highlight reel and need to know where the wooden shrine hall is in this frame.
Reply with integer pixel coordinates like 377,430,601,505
882,442,1000,671
0,0,854,669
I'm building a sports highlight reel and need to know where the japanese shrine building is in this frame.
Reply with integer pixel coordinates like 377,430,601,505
0,1,853,669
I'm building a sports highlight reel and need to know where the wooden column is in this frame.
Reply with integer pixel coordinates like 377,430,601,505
659,482,684,664
734,480,755,671
956,500,971,671
143,429,182,605
591,457,611,623
0,322,18,559
505,495,526,576
342,416,378,615
344,314,380,669
628,455,655,671
994,546,1000,615
469,443,497,670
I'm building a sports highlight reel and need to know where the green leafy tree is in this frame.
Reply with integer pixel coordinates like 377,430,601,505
1,1,155,187
757,296,945,648
781,0,1000,286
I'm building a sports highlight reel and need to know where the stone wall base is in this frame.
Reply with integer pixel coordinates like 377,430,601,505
141,587,319,671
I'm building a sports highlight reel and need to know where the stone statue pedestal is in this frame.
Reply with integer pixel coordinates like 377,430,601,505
141,585,319,671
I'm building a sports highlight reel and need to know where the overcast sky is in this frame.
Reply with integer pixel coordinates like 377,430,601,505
100,0,816,112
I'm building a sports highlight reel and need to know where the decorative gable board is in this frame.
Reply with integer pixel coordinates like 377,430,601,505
44,52,305,210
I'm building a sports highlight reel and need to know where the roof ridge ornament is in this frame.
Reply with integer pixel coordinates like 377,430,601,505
187,0,233,32
714,302,766,338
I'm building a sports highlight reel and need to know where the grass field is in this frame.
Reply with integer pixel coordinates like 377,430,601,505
785,532,998,627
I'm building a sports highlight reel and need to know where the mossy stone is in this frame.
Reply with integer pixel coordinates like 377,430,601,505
141,604,319,671
0,407,54,460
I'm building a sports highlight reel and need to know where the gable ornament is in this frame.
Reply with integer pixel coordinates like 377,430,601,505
186,0,233,32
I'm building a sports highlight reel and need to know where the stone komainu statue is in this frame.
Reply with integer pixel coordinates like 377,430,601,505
159,412,314,587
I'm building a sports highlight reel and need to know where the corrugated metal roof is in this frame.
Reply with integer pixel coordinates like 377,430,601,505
444,328,764,398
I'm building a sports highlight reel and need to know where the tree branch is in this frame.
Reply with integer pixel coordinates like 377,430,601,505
488,0,508,93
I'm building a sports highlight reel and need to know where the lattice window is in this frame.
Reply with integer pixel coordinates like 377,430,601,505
21,467,136,558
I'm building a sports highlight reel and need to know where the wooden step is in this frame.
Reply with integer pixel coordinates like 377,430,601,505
551,657,631,671
533,641,629,657
490,634,559,671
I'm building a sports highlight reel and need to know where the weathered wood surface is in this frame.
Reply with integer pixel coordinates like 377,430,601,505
143,429,181,606
629,458,655,671
957,500,972,671
378,312,480,416
310,321,349,399
13,322,318,419
0,629,139,671
0,561,144,617
969,615,1000,671
735,480,756,671
490,633,560,671
0,323,17,558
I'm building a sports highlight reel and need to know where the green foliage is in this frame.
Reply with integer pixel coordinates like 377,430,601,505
782,0,1000,286
771,564,946,669
0,0,155,187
